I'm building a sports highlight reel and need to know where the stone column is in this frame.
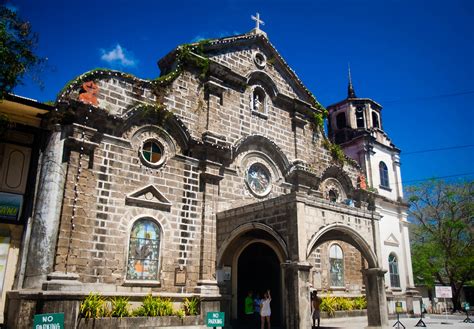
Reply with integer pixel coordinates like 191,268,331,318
363,268,389,328
23,127,67,289
282,261,312,329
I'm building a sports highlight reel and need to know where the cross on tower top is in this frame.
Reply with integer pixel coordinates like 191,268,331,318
251,12,265,30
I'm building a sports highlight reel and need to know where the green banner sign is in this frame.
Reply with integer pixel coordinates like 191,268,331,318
0,192,22,221
207,312,225,327
33,313,64,329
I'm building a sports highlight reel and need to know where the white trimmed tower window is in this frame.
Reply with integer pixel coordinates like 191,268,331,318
389,253,400,288
379,161,389,188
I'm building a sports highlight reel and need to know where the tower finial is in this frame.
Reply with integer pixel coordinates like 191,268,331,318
348,63,356,98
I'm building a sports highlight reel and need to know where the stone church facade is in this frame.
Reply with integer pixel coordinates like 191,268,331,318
5,25,416,329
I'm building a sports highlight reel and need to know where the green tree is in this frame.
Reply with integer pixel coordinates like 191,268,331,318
0,6,44,98
407,180,473,311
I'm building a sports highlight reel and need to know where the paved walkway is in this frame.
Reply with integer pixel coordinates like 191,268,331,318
231,314,473,328
321,314,474,328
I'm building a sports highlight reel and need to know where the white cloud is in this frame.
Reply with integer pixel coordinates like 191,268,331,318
100,44,137,67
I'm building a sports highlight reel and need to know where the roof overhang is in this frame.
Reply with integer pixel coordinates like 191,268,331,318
0,94,52,128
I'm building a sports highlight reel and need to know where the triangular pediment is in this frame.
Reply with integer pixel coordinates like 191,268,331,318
125,185,171,211
158,32,320,110
384,233,400,247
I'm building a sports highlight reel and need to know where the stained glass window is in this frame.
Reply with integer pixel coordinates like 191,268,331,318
127,219,161,281
389,253,400,288
246,162,271,196
142,141,162,164
329,244,344,287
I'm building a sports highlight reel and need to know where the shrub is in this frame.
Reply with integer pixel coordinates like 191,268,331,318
175,309,186,319
133,294,174,317
336,297,354,311
320,296,337,317
80,293,106,318
110,296,130,318
183,297,200,315
353,296,367,310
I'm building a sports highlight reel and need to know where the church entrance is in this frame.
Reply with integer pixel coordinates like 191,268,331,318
237,242,282,327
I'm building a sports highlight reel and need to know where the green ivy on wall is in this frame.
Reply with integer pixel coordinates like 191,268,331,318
322,139,346,165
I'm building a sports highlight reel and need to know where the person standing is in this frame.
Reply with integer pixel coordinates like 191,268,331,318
311,290,322,328
245,290,254,325
254,293,262,327
260,289,272,329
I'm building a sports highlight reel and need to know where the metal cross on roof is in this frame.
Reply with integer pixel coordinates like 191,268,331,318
251,12,265,30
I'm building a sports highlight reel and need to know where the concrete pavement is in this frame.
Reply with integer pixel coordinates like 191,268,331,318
321,314,474,328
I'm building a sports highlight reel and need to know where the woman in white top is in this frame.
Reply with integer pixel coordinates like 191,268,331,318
260,289,271,329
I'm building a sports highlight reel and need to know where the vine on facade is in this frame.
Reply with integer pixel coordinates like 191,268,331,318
322,139,345,165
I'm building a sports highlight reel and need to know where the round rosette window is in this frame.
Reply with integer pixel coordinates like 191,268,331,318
246,162,272,197
140,140,165,168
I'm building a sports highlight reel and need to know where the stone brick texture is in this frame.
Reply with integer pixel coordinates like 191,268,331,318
55,34,369,294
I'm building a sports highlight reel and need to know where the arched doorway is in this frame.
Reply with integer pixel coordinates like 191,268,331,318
237,242,281,326
216,223,288,328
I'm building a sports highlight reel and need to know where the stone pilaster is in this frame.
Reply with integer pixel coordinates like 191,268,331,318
195,160,223,296
363,268,389,328
282,261,312,329
23,128,67,289
204,79,227,133
292,110,307,160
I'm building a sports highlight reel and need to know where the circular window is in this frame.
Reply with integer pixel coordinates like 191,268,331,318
141,140,164,167
245,162,272,197
253,51,266,69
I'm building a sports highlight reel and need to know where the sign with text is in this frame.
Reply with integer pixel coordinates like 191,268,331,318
0,192,23,221
33,313,64,329
207,312,225,327
435,286,452,298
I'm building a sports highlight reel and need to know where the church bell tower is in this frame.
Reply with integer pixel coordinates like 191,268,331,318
327,69,402,201
327,70,418,314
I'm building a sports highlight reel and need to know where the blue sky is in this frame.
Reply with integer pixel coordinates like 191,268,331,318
8,0,474,189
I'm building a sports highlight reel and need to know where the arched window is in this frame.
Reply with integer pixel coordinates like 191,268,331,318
372,112,380,129
379,161,389,188
336,112,347,129
389,253,400,288
329,244,344,287
356,106,365,128
127,218,161,281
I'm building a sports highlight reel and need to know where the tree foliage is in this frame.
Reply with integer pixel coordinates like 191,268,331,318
407,180,473,311
0,6,44,98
